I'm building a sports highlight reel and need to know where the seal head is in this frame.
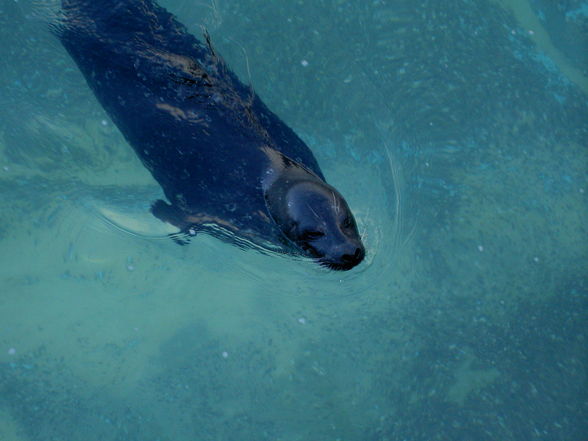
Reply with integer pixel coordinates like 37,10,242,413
265,163,365,271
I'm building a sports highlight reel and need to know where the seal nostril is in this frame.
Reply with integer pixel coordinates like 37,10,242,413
340,248,363,264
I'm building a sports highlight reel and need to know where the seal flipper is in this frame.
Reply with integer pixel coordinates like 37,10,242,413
151,199,199,245
151,199,187,227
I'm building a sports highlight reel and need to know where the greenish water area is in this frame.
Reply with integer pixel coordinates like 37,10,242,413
0,0,587,440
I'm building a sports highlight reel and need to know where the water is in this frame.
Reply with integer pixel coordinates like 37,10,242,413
0,0,586,440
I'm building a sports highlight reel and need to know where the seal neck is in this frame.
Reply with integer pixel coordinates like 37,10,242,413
260,147,322,193
261,148,325,243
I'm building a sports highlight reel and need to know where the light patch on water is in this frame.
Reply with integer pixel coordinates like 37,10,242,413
492,0,588,93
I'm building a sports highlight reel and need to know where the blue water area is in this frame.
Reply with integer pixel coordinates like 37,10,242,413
530,0,588,72
0,1,587,440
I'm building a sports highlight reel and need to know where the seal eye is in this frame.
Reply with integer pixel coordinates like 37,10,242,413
300,230,324,241
341,217,353,229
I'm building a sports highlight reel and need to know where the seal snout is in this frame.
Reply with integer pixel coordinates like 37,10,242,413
342,245,365,265
323,241,365,271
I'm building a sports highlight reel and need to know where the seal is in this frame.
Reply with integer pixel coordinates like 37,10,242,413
55,0,365,270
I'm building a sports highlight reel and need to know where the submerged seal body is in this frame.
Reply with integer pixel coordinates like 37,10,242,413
56,0,365,270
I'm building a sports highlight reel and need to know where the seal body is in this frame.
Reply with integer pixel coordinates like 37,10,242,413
56,0,365,270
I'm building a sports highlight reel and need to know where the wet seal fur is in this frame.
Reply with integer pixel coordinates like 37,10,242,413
55,0,365,270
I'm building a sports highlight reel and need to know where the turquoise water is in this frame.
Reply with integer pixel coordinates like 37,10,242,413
0,0,586,440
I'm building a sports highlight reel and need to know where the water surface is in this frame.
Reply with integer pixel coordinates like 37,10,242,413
0,0,586,440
